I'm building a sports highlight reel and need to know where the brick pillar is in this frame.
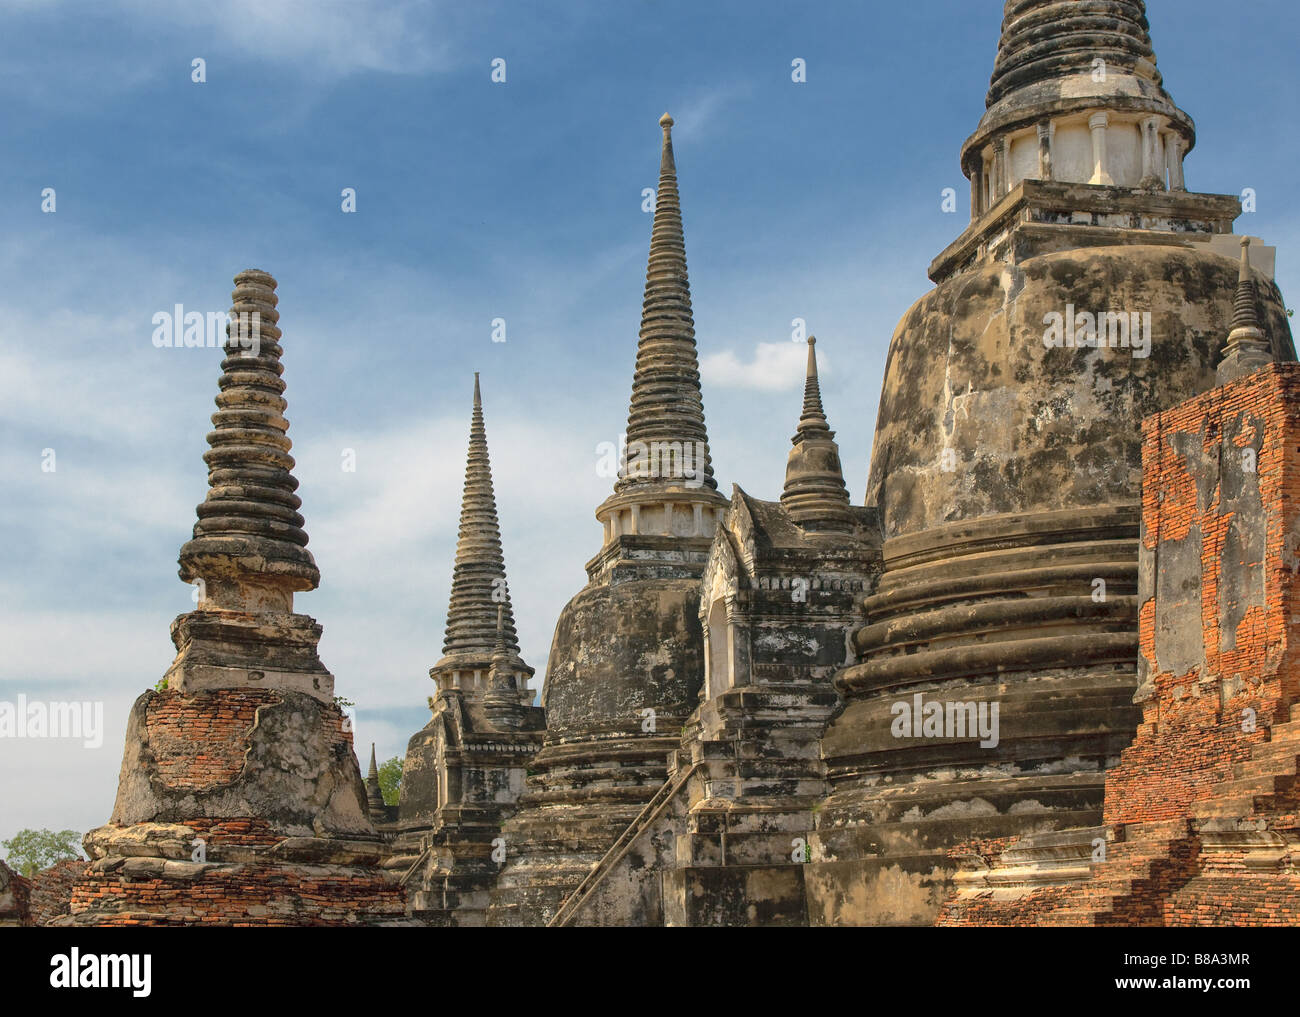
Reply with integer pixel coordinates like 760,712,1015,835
1104,363,1300,825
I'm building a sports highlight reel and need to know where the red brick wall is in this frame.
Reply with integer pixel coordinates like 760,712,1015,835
939,887,1075,926
1165,874,1300,926
183,818,282,848
1104,365,1300,825
146,689,283,790
68,863,407,926
26,859,88,926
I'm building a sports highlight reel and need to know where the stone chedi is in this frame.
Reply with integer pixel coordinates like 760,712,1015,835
365,744,388,823
941,292,1300,925
60,270,406,926
546,338,881,925
807,0,1296,926
779,337,858,532
387,375,543,926
1219,238,1278,385
663,338,881,925
487,113,730,926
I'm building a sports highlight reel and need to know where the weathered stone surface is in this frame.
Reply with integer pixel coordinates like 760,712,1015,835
940,364,1300,926
108,688,372,838
964,0,1194,200
0,861,30,927
47,2,1300,930
178,269,319,613
809,0,1296,926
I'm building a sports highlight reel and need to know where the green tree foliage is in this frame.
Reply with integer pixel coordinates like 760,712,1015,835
378,756,403,806
1,828,84,877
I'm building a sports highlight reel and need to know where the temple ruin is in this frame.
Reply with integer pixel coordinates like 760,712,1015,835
26,0,1300,927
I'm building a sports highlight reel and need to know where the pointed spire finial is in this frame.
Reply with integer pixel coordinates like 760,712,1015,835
1216,236,1273,385
613,112,717,495
781,335,853,531
798,335,829,434
429,375,533,695
163,268,336,702
1235,238,1257,309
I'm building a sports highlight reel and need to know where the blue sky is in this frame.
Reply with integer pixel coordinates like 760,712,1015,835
2,0,1298,850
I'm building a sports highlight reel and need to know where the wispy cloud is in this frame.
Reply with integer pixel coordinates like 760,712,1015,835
121,0,456,77
0,0,460,109
671,81,753,141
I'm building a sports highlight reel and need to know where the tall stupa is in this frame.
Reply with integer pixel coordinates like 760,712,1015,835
807,0,1297,926
487,114,730,925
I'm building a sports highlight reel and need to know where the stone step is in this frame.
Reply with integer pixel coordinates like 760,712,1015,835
1211,773,1299,799
1265,716,1300,739
1118,819,1193,841
1232,745,1300,775
1088,850,1177,877
1082,852,1176,885
676,829,812,867
697,756,826,781
1191,791,1300,819
811,809,1104,859
700,778,827,802
1041,863,1189,926
824,785,1103,826
1041,906,1161,928
693,740,825,764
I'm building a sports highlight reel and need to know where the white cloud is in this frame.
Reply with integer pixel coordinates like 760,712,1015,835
120,0,453,76
701,340,820,391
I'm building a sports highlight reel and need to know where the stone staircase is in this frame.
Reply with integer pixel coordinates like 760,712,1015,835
1191,706,1300,821
1040,820,1199,926
1039,705,1300,925
547,761,697,928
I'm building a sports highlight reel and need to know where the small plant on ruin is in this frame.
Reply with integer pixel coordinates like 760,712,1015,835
153,677,169,692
